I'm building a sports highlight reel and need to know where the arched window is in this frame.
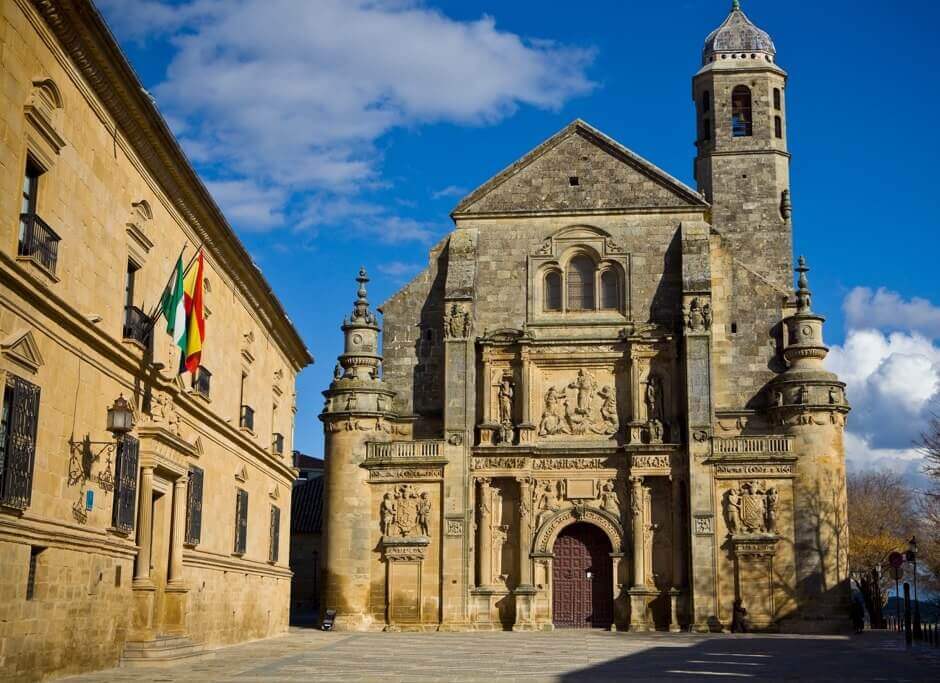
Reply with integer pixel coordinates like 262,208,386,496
600,270,619,310
544,271,562,311
774,115,782,139
773,88,781,110
731,85,752,137
567,256,595,311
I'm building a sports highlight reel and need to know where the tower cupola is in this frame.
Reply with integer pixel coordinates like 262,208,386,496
702,1,776,65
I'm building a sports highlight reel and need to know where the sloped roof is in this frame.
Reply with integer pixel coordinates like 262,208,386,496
452,119,707,217
291,475,323,534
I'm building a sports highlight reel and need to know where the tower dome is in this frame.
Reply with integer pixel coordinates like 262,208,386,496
702,1,776,66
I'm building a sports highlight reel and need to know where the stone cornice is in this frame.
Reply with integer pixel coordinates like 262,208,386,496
28,0,312,371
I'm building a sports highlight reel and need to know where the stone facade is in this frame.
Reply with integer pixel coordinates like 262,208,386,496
0,1,311,679
321,3,851,633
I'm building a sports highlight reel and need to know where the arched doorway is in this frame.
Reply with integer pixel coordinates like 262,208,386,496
552,522,613,629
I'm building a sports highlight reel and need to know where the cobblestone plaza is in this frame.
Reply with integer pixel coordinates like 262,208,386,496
64,630,940,682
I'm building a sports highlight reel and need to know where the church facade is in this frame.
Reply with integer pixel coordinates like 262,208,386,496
321,3,851,633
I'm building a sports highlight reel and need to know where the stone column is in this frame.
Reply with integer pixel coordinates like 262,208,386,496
134,466,154,583
671,476,686,590
168,475,188,585
630,476,644,588
513,477,537,630
477,478,493,587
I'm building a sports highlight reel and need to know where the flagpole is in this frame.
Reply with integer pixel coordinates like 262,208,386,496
144,241,203,335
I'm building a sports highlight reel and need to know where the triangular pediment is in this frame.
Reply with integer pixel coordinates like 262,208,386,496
452,119,707,217
1,330,44,373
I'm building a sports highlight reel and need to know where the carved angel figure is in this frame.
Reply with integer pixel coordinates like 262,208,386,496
726,488,741,534
380,492,396,536
597,386,618,434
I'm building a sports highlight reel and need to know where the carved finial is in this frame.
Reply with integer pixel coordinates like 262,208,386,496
356,267,369,302
732,0,741,10
795,255,812,313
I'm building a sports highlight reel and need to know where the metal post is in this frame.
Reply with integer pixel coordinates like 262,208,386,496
903,583,912,648
895,577,901,632
913,556,922,639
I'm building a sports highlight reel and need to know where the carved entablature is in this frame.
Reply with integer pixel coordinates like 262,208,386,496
368,466,444,482
630,453,673,476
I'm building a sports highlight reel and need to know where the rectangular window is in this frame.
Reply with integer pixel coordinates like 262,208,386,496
0,374,41,510
234,488,248,555
269,505,280,563
194,367,211,399
774,116,783,139
111,435,139,534
185,465,204,546
773,87,781,110
240,404,254,431
26,546,43,600
18,158,60,275
124,260,138,311
702,118,711,142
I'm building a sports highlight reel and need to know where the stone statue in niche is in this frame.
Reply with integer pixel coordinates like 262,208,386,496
497,376,515,444
598,480,620,516
381,483,432,537
702,301,712,329
645,374,663,422
538,370,619,437
443,303,471,339
725,481,776,535
828,386,841,405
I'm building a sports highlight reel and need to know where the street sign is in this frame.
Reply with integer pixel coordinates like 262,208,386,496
889,551,904,569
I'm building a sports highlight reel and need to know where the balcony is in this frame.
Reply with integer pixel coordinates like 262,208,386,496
272,432,284,455
18,213,61,276
193,367,211,399
239,405,254,432
122,305,152,348
366,441,444,460
712,436,792,456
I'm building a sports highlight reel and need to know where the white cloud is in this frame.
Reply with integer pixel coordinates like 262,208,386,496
432,185,468,200
99,0,596,235
844,286,940,339
203,180,286,230
827,327,940,459
378,261,422,279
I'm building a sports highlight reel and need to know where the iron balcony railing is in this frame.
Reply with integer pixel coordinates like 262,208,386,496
272,432,284,455
194,367,211,399
18,213,61,275
122,306,152,347
239,405,255,432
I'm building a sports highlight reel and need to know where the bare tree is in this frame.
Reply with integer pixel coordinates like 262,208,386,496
847,470,914,628
922,413,940,483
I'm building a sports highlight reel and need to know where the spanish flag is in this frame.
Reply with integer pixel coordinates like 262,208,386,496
181,250,205,375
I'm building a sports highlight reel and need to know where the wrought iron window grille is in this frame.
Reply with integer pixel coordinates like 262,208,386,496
17,213,61,275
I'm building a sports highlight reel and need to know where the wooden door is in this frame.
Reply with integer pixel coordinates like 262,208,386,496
552,523,613,628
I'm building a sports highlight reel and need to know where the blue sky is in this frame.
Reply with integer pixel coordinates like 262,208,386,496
98,0,940,480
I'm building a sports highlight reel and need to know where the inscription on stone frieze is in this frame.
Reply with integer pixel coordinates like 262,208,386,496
471,457,527,470
531,458,610,470
445,518,464,537
369,468,442,481
715,464,793,477
631,455,671,469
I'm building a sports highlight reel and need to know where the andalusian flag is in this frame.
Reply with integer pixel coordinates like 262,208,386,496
159,256,187,353
182,251,205,375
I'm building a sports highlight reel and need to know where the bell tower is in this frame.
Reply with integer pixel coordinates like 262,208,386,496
693,0,792,290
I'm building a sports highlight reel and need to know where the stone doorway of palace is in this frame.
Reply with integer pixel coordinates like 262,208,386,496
552,522,613,629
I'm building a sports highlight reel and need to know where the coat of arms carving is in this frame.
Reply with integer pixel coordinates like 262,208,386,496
724,480,778,535
380,483,432,537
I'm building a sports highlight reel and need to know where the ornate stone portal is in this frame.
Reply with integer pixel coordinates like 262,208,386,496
321,2,852,636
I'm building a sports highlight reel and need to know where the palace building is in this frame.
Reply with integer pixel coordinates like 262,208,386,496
0,1,311,679
321,2,851,632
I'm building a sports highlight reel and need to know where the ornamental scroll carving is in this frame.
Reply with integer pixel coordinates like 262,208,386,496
724,481,778,535
443,303,472,340
538,369,618,437
632,454,670,469
380,483,432,537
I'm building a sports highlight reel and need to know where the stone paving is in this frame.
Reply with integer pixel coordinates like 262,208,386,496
62,629,940,682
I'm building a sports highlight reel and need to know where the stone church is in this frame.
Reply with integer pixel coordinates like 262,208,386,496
321,2,851,632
